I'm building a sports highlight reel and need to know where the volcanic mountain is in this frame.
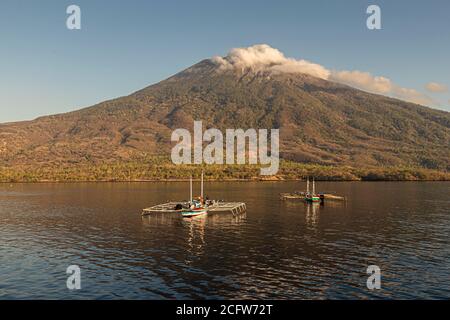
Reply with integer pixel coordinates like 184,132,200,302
1,55,449,175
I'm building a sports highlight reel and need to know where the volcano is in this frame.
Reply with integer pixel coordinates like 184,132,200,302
0,51,449,177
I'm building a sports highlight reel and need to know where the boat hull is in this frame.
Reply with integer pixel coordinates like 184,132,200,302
181,209,208,218
305,196,321,203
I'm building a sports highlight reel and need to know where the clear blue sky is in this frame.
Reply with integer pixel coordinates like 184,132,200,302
1,0,449,122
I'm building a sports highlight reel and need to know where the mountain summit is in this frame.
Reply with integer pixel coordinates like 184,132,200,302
1,46,449,176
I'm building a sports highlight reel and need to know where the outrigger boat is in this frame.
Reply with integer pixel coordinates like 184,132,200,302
304,177,321,203
181,171,209,218
181,199,208,218
279,176,347,201
142,171,247,217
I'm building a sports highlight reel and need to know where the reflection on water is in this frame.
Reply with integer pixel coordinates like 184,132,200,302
306,202,320,228
0,182,449,299
183,215,206,265
142,212,247,267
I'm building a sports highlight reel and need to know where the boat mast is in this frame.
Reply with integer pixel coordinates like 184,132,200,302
312,177,315,195
201,170,204,198
306,177,310,194
190,175,193,203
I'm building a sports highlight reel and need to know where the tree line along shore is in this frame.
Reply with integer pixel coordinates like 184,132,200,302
0,158,448,182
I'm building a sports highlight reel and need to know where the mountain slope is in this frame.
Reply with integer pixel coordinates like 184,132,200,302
1,59,449,173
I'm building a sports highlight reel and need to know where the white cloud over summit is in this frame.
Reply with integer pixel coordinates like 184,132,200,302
212,45,330,79
212,44,435,106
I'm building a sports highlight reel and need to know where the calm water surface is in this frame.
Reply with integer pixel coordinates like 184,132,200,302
0,182,449,299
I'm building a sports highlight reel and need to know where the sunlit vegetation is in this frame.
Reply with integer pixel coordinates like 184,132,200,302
1,157,448,182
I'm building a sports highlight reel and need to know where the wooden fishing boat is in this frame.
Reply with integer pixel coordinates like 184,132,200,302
280,192,345,201
181,172,209,218
181,199,208,218
304,177,321,202
304,194,321,202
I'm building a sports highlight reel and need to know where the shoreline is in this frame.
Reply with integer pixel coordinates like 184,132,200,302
1,178,449,184
2,160,449,183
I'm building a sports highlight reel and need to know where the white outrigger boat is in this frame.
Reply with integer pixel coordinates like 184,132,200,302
181,200,208,218
181,171,209,218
